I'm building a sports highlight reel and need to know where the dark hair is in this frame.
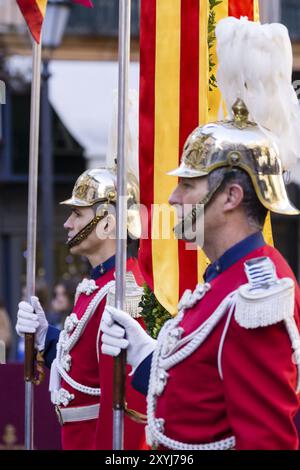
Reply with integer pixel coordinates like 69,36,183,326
54,279,76,305
208,168,268,230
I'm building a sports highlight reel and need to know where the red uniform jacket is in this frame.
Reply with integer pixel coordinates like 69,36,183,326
155,245,300,449
59,258,146,450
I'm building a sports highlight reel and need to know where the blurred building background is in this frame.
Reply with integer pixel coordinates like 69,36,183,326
0,0,299,359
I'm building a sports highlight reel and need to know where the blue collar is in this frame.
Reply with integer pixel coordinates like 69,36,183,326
91,255,116,280
204,232,266,283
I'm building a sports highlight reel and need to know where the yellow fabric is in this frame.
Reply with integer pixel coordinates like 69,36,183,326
36,0,47,17
199,0,209,127
152,0,181,315
253,0,260,21
263,212,274,246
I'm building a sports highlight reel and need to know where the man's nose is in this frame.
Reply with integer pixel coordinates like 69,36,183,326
63,215,73,230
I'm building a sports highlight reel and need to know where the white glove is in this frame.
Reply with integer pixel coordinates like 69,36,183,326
16,296,49,351
100,305,156,370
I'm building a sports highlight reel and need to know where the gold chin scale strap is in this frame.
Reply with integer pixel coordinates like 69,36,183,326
173,176,225,239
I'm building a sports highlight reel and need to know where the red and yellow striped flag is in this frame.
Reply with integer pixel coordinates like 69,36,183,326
138,0,271,315
16,0,93,43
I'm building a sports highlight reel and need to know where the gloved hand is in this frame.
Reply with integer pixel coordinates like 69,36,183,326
100,305,156,370
16,296,49,351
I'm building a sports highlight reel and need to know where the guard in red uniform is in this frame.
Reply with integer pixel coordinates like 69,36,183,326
16,168,146,449
100,18,300,450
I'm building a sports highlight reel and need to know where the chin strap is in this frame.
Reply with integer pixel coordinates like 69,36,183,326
173,177,225,239
173,170,237,240
67,211,108,249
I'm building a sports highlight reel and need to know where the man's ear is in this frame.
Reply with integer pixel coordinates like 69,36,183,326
96,213,116,240
223,183,244,212
104,214,116,234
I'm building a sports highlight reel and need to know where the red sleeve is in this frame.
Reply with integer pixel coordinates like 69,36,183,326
222,315,300,450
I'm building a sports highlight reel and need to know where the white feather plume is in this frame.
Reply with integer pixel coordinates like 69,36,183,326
216,16,300,170
106,88,139,180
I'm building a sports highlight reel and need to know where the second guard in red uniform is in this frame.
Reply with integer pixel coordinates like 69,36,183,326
16,168,146,449
100,18,300,450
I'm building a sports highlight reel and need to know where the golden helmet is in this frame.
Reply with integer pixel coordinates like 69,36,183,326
168,99,299,216
60,167,141,239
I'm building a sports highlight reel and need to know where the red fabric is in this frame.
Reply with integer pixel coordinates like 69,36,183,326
17,0,44,43
72,0,93,7
178,0,200,297
138,0,156,290
61,259,146,450
228,0,254,19
156,245,300,449
17,0,93,43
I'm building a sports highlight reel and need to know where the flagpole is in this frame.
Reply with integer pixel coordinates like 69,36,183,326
114,0,131,450
24,39,42,451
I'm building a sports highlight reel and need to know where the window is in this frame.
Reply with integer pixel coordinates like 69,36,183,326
1,89,85,179
66,0,140,38
281,0,300,40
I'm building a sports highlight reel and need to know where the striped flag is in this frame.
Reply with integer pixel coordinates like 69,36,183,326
138,0,272,315
16,0,93,43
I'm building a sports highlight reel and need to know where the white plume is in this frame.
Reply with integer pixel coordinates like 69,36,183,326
106,88,139,180
216,16,300,170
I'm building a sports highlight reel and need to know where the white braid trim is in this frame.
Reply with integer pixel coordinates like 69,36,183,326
217,298,236,380
52,388,75,407
74,278,99,304
64,313,79,334
96,322,102,364
63,281,114,354
158,291,236,372
284,316,300,393
145,422,235,450
57,361,101,396
177,283,211,311
50,281,114,403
